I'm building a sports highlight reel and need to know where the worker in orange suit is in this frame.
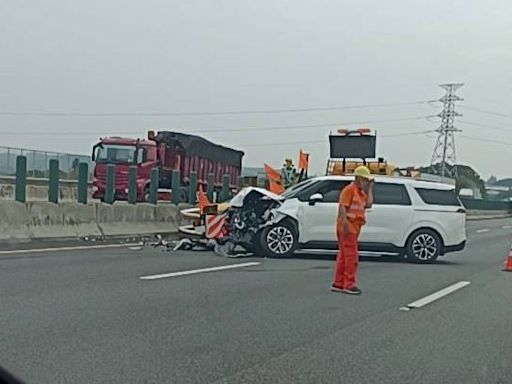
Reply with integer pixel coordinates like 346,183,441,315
331,166,374,295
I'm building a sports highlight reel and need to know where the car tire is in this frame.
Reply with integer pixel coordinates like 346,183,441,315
405,229,442,264
259,221,298,258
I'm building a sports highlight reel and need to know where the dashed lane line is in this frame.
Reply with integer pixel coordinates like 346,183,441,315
139,262,261,280
400,281,471,310
0,243,139,255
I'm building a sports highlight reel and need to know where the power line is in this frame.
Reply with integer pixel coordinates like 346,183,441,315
460,105,512,119
458,135,512,147
459,120,510,131
239,129,435,147
0,115,434,135
0,100,431,117
381,129,435,137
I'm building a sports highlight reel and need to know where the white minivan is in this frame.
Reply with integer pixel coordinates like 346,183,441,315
257,176,467,263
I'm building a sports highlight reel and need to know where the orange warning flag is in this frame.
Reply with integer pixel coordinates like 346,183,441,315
299,149,309,170
265,163,281,181
269,179,285,195
268,179,285,194
264,164,285,194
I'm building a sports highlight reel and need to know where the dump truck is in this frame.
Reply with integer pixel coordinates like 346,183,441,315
92,131,244,202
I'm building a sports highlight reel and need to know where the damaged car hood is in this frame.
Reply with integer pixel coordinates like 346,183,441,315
229,187,282,207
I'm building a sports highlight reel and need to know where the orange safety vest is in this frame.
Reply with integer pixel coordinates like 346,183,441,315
339,183,367,234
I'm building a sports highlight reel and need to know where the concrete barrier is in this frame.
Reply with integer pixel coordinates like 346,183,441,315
97,203,137,236
466,209,510,221
61,202,102,238
96,202,189,237
466,209,509,217
26,201,72,239
0,201,30,241
0,200,188,242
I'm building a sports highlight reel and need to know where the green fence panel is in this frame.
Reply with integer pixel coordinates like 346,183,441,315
128,166,137,204
105,164,116,204
149,168,159,205
171,170,181,204
77,162,89,204
48,159,59,203
15,155,27,203
189,172,198,205
207,173,215,202
220,174,230,202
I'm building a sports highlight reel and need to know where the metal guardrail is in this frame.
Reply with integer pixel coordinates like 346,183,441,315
0,175,92,186
3,155,240,205
460,197,512,212
0,145,92,180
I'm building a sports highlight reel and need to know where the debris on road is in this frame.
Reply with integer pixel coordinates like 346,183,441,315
170,187,283,257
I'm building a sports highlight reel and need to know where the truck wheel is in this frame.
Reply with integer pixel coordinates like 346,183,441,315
406,229,442,264
259,221,298,258
143,187,150,202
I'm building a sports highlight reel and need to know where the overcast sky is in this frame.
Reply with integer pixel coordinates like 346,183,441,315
1,0,511,178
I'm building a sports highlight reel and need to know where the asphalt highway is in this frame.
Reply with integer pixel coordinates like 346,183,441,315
1,219,511,383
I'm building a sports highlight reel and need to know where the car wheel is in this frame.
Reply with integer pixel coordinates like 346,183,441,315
406,229,442,264
260,221,298,258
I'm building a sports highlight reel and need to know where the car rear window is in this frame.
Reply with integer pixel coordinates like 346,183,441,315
415,188,461,206
373,183,411,205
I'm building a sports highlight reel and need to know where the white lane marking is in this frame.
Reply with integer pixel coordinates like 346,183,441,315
476,229,490,233
0,243,139,255
502,225,512,230
405,281,471,309
140,262,261,280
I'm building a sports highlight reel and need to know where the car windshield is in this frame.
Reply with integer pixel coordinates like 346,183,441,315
94,144,137,164
280,179,315,199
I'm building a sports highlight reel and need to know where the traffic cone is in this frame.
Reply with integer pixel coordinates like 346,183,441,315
503,245,512,272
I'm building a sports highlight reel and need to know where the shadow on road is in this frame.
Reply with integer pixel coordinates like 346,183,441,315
252,252,464,266
285,253,402,263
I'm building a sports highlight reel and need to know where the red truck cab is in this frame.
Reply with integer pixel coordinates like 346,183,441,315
92,137,158,201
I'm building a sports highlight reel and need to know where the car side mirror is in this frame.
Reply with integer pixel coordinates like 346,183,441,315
309,193,323,205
